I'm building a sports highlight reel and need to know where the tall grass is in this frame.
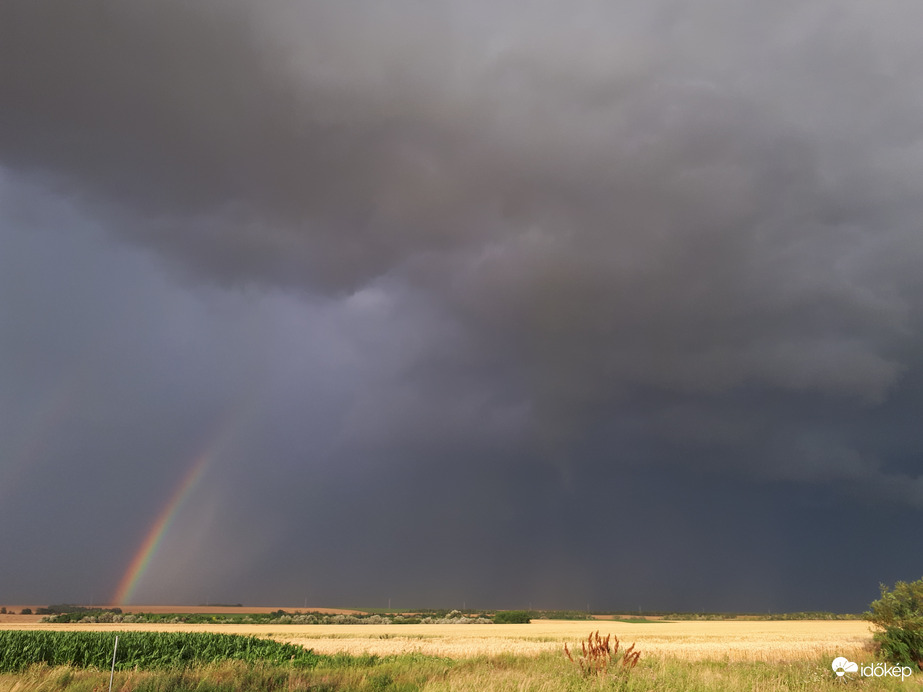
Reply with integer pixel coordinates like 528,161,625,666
0,651,918,691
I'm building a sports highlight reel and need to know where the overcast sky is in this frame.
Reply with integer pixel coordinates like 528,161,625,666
1,1,921,613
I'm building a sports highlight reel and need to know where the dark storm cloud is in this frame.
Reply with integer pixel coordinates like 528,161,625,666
2,1,923,608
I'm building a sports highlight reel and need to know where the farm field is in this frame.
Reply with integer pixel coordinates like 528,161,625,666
2,615,918,691
0,618,875,661
274,619,876,661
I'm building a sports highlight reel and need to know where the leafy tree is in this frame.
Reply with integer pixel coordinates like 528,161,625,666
19,608,31,615
867,577,923,670
493,610,532,624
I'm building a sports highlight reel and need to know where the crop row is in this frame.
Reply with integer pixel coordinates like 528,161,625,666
0,630,324,672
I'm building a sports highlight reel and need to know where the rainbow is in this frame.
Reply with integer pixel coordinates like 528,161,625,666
111,447,214,605
111,386,264,606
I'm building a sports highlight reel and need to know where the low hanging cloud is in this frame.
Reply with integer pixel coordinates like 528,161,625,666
3,0,923,508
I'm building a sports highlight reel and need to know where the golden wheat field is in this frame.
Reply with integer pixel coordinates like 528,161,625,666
0,619,874,661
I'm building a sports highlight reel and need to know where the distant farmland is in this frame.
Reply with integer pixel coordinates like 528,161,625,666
0,617,874,661
1,610,903,691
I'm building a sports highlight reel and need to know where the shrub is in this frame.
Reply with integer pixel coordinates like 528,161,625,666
19,608,31,615
493,610,531,624
867,577,923,670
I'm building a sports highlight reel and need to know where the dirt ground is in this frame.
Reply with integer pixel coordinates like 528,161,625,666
0,612,44,624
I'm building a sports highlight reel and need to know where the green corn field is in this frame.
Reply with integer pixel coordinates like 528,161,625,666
0,631,324,672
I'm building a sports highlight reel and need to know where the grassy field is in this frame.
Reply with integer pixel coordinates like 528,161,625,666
0,617,918,690
0,649,919,691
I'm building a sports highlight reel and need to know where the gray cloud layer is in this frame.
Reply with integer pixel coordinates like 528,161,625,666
2,1,922,608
